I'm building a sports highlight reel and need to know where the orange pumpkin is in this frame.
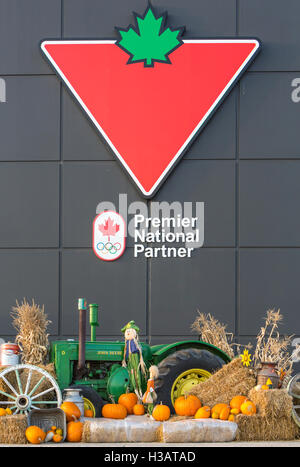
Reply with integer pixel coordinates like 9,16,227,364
174,395,202,416
60,401,81,422
240,400,256,416
195,406,211,419
67,420,83,442
230,395,248,412
152,403,171,421
84,409,94,418
133,404,145,416
26,426,46,444
102,403,127,419
118,393,138,414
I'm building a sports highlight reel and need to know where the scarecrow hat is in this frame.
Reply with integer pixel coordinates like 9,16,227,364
121,320,140,334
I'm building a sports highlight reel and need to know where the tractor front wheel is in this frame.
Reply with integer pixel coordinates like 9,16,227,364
155,348,226,412
69,385,105,418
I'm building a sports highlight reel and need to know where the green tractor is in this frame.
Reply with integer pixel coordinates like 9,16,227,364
0,300,230,416
49,300,230,416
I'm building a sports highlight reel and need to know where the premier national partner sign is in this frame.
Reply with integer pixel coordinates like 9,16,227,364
40,5,261,198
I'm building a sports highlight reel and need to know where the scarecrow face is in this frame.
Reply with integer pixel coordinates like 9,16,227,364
125,328,137,341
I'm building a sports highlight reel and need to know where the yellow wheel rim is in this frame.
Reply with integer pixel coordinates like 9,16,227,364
83,397,96,417
171,368,211,406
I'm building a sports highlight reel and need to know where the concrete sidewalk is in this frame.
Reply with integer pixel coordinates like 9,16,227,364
2,441,300,447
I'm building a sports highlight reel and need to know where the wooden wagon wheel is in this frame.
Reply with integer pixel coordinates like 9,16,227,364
287,373,300,427
0,364,62,415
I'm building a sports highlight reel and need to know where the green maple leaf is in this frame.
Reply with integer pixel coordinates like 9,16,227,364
116,5,184,67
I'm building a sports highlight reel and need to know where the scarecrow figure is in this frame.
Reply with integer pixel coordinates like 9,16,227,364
142,365,159,416
121,321,147,398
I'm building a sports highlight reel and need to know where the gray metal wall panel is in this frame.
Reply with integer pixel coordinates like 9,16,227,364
0,250,59,335
0,0,61,74
239,0,300,71
61,249,147,336
239,73,300,158
0,76,60,161
0,163,59,247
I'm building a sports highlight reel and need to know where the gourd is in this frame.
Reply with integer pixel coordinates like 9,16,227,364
67,420,83,442
53,433,63,443
102,403,127,419
152,403,171,421
211,403,230,420
240,400,256,416
230,395,248,414
133,404,145,416
174,395,201,416
195,406,211,419
118,393,138,414
26,426,46,444
228,414,235,422
60,401,81,422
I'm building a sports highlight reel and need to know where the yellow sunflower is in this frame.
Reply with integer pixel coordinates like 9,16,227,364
240,349,252,367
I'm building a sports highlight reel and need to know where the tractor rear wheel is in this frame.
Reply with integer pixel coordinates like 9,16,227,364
155,348,226,412
69,385,105,418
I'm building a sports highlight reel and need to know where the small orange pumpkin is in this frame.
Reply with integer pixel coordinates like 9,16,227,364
84,409,94,418
240,400,256,416
60,401,81,422
102,403,127,419
67,420,83,442
26,426,46,444
118,393,138,414
211,403,230,420
195,406,211,419
152,403,171,421
133,404,145,416
174,395,201,416
53,433,63,443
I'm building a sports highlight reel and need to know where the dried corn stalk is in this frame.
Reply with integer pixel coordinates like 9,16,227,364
253,309,293,376
11,299,51,365
191,312,240,359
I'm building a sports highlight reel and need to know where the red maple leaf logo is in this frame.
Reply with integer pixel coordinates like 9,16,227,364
98,217,120,241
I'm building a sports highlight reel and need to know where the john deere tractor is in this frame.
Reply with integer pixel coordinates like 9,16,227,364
48,300,230,416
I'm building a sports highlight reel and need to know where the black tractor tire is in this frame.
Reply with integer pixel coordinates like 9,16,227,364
69,385,105,417
155,348,226,412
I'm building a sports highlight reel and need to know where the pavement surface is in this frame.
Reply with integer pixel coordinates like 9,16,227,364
2,441,300,447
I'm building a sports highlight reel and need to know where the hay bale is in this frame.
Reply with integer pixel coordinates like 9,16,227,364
249,388,293,419
236,414,298,441
0,415,27,444
189,358,256,407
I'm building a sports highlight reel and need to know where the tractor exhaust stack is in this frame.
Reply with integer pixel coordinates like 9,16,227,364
77,298,87,377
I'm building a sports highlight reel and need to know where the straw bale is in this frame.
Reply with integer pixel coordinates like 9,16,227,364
189,358,256,407
249,388,293,419
236,414,298,441
0,415,27,444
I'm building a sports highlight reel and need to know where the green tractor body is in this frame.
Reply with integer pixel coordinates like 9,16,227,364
49,301,231,415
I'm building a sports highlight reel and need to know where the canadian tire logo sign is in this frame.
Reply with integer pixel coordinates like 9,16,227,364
41,5,261,198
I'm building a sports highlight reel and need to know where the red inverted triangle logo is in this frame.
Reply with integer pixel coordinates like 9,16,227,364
41,38,260,197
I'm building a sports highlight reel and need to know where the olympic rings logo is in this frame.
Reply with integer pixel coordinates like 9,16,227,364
96,242,122,255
